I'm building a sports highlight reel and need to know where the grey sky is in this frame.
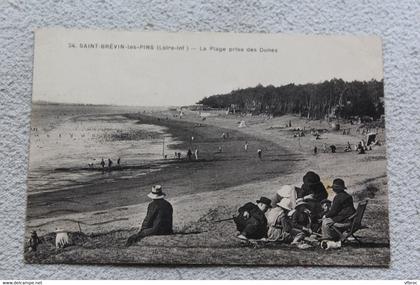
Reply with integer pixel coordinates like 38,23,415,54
32,29,383,106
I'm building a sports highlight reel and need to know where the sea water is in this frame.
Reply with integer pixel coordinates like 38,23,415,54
28,104,180,194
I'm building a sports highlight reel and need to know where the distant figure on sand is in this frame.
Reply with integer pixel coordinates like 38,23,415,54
244,141,248,152
257,149,262,159
313,146,318,155
117,157,121,166
177,152,181,160
108,158,113,169
330,145,336,153
100,158,105,169
194,149,199,160
126,185,173,246
187,149,193,160
344,142,352,152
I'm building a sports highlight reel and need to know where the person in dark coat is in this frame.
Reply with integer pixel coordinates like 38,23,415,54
234,197,271,240
187,149,193,160
297,171,328,220
126,185,173,246
290,200,313,244
321,178,356,241
298,171,328,202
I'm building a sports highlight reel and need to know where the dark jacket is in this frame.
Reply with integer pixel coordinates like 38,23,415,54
298,182,328,202
325,191,356,222
234,202,268,239
140,199,173,236
291,209,311,230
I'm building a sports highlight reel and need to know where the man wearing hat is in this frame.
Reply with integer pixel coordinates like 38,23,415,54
321,178,356,241
234,197,271,240
126,185,173,246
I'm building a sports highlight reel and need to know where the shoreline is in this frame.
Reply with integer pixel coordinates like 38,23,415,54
26,111,297,221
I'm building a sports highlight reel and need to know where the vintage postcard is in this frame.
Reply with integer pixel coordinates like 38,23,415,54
25,29,389,266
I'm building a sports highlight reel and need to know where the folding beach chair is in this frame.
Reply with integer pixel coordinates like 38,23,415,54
330,200,369,244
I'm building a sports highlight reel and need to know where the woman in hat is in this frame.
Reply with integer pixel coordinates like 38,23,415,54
321,178,356,241
297,171,328,222
298,171,328,202
272,198,294,242
265,206,284,241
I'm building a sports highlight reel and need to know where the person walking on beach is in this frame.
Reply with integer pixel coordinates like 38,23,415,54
126,185,173,246
257,149,262,159
244,141,248,152
117,157,121,166
108,158,113,169
187,149,192,160
194,148,199,160
100,158,105,169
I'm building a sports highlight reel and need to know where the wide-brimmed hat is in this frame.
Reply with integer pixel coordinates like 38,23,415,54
147,185,166,199
330,178,347,192
256,197,272,208
276,185,294,198
277,198,292,211
302,171,321,185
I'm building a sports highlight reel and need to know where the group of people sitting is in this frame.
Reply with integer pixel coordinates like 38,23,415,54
233,171,357,248
124,171,356,250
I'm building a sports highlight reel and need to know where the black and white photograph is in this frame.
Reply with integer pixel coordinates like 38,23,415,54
24,29,389,266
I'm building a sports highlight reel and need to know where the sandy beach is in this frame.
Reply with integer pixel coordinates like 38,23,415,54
25,107,389,266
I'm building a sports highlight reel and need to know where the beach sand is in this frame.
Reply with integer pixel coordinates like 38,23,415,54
25,110,390,266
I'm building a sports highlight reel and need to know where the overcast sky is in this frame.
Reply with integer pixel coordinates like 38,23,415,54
32,29,383,106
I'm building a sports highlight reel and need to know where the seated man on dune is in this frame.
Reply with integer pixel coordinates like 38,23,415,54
234,197,271,240
321,178,356,241
126,185,173,246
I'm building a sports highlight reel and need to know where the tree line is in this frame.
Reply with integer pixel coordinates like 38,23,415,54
197,79,384,120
